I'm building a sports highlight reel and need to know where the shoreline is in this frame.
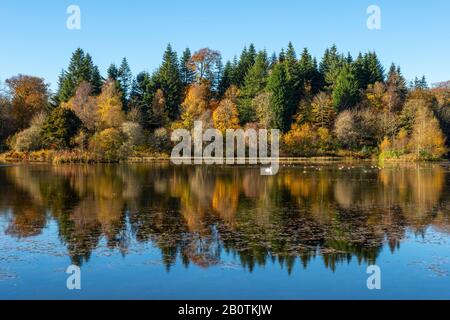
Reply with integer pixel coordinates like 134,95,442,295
1,154,449,166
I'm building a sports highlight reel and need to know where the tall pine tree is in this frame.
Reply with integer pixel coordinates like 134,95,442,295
57,48,103,103
239,50,269,124
156,44,183,120
267,63,291,131
332,64,360,111
180,48,195,87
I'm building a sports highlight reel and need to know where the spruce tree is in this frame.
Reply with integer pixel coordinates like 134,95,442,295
107,64,119,80
319,45,345,88
41,107,82,149
385,64,408,111
57,48,103,103
218,61,234,97
332,64,360,111
239,50,269,123
156,44,183,120
129,71,155,128
354,52,384,89
267,63,291,131
180,48,195,87
119,58,132,100
298,48,322,95
283,42,301,120
234,44,257,87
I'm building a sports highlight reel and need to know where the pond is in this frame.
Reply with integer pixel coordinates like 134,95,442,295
0,163,449,299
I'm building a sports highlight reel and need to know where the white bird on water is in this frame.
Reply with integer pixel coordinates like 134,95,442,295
264,167,273,175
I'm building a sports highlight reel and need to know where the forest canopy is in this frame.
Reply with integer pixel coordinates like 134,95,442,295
1,43,449,162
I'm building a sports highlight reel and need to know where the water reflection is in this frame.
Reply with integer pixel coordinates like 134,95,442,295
0,163,449,272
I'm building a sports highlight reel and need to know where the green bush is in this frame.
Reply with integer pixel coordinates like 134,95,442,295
41,107,82,150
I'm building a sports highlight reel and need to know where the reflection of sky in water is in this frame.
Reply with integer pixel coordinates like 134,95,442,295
0,163,449,299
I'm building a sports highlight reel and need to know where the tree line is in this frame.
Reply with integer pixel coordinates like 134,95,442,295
1,43,449,162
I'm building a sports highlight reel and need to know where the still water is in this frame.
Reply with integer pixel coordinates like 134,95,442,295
0,163,449,299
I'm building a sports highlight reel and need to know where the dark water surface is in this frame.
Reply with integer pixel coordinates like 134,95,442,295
0,163,449,299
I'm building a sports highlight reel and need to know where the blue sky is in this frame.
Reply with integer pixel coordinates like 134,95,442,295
0,0,449,91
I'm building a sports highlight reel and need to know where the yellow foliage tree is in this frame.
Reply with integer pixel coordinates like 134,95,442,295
408,106,447,160
97,80,125,129
365,82,386,110
379,137,392,153
213,90,240,133
311,92,336,129
283,123,316,156
174,83,210,129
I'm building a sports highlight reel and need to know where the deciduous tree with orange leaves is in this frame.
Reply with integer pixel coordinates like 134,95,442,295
5,75,49,130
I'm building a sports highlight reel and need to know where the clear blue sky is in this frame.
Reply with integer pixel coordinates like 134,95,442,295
0,0,449,91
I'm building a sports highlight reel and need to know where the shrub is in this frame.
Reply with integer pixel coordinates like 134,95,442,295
41,107,82,150
149,127,171,152
89,128,126,162
122,121,144,147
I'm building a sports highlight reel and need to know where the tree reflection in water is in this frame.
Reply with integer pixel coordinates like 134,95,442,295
0,163,449,273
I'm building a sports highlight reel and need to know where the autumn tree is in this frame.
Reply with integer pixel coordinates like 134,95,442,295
0,92,13,150
7,113,46,152
64,81,99,132
149,89,170,129
6,75,50,130
252,92,273,128
334,110,359,149
175,83,210,129
89,127,126,161
213,87,240,133
384,64,408,112
311,92,336,129
364,81,386,110
409,106,447,160
190,48,222,85
97,80,126,129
